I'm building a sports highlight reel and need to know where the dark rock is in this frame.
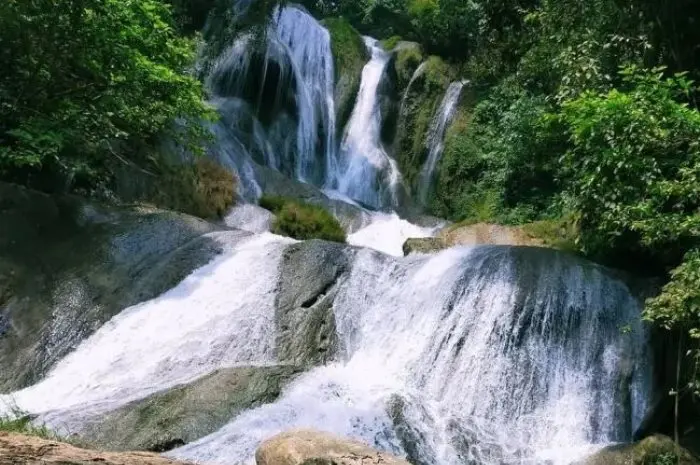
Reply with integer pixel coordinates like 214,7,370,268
0,182,246,391
81,366,301,452
275,240,353,366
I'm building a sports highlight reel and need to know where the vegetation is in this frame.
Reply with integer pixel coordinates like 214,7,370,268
146,157,237,219
260,196,346,243
322,17,368,129
0,0,214,197
0,413,54,439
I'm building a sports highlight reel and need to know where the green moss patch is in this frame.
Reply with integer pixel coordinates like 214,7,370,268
260,195,346,243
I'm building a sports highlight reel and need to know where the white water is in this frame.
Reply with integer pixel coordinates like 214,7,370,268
335,37,403,210
168,246,649,465
418,81,465,203
0,233,294,429
347,213,437,257
206,5,336,188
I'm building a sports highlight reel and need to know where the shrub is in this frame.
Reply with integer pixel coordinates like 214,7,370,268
261,196,346,243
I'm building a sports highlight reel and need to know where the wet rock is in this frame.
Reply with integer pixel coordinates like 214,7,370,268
581,435,699,465
402,238,446,255
276,240,352,366
0,432,193,465
256,430,412,465
0,182,248,391
81,366,301,453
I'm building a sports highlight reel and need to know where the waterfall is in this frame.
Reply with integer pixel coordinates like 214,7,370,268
169,246,649,465
0,233,294,427
2,239,650,465
334,37,403,210
205,5,336,192
418,81,465,204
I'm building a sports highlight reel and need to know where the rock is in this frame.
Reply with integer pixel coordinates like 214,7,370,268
322,18,369,134
392,42,424,91
0,432,193,465
81,366,301,453
581,435,699,465
256,430,411,465
276,241,352,366
254,165,371,233
0,182,249,391
403,223,558,255
402,238,446,255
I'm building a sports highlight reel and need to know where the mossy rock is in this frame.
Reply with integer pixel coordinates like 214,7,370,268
393,41,424,91
260,195,346,243
394,56,456,193
582,435,699,465
322,17,368,133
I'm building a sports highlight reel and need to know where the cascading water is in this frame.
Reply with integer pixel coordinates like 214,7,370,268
334,37,404,210
417,81,465,204
168,246,649,465
205,4,337,194
3,238,650,465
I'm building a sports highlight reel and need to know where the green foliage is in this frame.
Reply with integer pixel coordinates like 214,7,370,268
323,17,368,85
0,411,55,439
381,35,403,51
645,249,700,396
261,196,346,243
433,79,567,224
259,195,289,214
558,67,700,262
0,0,212,194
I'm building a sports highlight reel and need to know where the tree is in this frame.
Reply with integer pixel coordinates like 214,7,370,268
0,0,211,193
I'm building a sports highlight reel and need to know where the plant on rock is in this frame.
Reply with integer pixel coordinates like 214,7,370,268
260,196,346,243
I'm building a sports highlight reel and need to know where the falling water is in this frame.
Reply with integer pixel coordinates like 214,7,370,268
2,238,650,465
418,81,465,204
205,5,336,189
334,37,403,210
169,246,649,465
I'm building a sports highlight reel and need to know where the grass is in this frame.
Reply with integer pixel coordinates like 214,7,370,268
259,195,346,243
0,411,55,439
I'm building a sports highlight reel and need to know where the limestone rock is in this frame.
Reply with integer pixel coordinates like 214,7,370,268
256,430,411,465
276,240,352,366
0,432,193,465
581,435,699,465
81,366,300,453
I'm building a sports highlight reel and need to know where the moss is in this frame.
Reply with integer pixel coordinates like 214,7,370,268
381,35,403,51
394,42,424,92
261,196,346,243
521,216,580,252
148,157,237,219
322,17,368,131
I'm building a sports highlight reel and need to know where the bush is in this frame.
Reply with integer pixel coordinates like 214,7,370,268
260,196,346,243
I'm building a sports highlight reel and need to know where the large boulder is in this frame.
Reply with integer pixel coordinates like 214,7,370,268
0,432,193,465
581,435,699,465
256,430,411,465
81,366,301,453
275,240,353,366
0,182,248,391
